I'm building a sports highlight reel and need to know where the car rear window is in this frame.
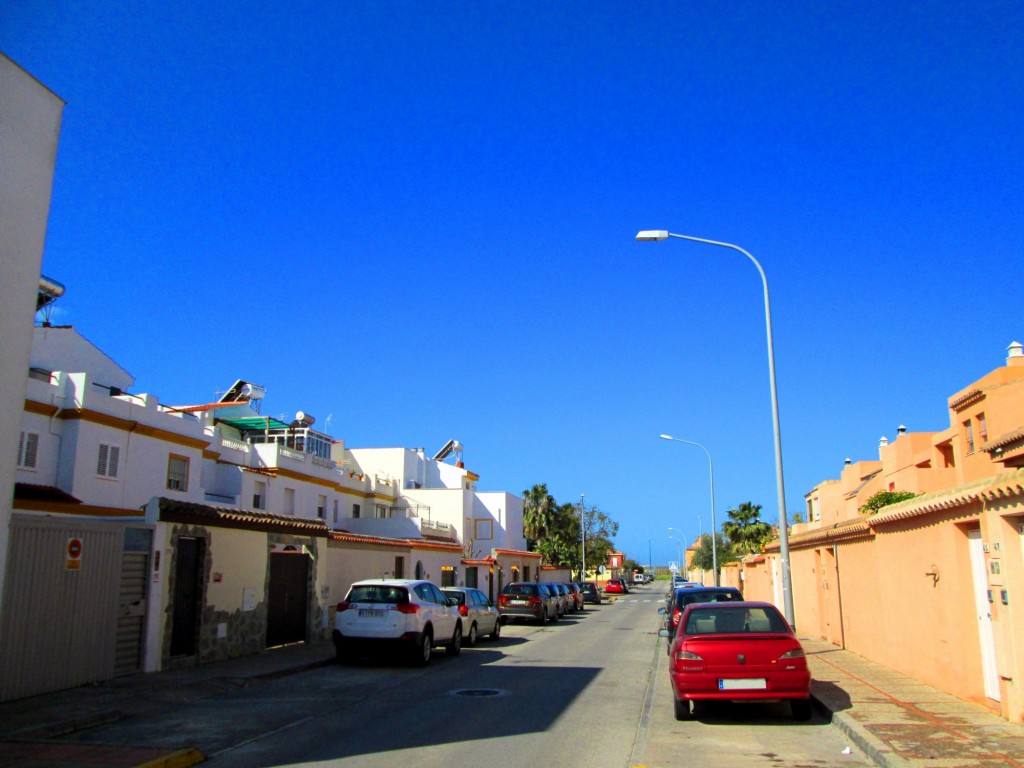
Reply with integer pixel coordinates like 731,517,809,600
684,606,788,635
442,590,466,605
676,590,743,608
348,585,409,604
503,583,537,596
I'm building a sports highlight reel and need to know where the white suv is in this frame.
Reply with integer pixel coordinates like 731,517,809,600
333,579,462,666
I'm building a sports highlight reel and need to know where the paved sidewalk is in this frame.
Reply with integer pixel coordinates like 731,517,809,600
1,636,1022,767
803,637,1024,768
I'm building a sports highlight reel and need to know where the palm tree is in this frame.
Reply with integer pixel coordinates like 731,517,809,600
722,501,774,555
522,483,556,547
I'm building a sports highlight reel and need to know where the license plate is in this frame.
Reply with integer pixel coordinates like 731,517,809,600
359,608,385,617
510,600,527,605
719,678,767,690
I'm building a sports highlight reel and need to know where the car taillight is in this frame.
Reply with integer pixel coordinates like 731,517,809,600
528,596,542,605
394,602,419,614
671,608,681,626
675,650,703,661
778,648,805,660
458,604,469,617
497,595,508,605
336,601,352,612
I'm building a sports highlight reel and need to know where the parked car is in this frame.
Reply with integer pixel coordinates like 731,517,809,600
333,579,462,666
497,582,558,624
604,578,626,594
564,582,585,611
580,581,602,604
442,587,501,645
665,601,811,721
547,583,570,616
659,586,744,651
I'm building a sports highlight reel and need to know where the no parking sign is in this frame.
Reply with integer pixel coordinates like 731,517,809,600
66,537,83,571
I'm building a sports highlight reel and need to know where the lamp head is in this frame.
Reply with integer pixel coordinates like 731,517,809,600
659,434,674,441
635,230,669,241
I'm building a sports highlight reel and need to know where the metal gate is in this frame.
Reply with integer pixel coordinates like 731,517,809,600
114,527,152,676
266,550,309,648
0,516,151,701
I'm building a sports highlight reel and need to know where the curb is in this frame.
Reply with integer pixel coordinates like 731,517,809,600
811,693,907,768
133,747,205,768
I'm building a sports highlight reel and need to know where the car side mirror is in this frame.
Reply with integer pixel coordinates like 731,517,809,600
658,628,669,637
657,607,666,614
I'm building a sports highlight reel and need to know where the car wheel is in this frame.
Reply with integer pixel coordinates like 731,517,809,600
674,697,692,721
490,618,501,639
540,608,548,625
466,622,478,647
790,698,812,721
412,630,433,667
446,623,462,656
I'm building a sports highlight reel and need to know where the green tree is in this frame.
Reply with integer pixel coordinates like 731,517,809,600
689,533,738,574
721,501,775,555
522,483,557,547
859,490,917,515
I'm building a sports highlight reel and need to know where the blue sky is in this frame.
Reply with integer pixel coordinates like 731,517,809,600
5,2,1023,566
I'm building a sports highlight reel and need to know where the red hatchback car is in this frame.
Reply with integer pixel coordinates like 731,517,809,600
604,578,625,594
667,601,811,721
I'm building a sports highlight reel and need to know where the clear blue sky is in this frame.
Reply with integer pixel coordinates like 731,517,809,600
5,2,1023,566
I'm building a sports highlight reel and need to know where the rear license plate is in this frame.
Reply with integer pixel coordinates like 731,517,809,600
719,678,767,690
510,600,527,605
359,609,385,617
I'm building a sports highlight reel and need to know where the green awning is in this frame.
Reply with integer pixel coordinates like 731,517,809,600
218,416,292,432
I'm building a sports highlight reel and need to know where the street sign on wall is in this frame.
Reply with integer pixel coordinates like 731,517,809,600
66,537,83,571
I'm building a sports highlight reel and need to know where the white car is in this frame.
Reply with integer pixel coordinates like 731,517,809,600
333,579,462,666
442,587,502,645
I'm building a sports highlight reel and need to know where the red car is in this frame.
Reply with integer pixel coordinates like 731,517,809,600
667,601,811,721
604,578,625,594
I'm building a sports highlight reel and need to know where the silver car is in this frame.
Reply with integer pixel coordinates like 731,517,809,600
442,587,502,645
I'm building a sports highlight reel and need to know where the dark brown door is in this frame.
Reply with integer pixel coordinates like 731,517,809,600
170,537,203,657
266,551,309,648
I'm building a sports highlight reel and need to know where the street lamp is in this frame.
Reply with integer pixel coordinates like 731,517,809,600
638,230,795,627
579,493,586,582
667,534,683,572
661,435,718,586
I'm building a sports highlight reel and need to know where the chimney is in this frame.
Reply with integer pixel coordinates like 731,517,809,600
1008,341,1024,367
897,425,907,435
879,436,889,448
844,458,852,466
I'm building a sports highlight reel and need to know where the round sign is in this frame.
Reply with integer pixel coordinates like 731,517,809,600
67,538,83,559
598,565,606,574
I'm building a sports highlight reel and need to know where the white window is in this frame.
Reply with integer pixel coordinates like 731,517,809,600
474,518,494,540
167,454,189,491
317,494,327,519
97,443,121,478
18,431,39,469
253,480,266,510
353,503,361,519
284,488,295,515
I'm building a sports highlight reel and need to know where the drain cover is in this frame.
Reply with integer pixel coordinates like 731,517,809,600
449,688,507,698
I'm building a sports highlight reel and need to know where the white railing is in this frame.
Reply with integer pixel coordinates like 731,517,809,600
421,519,456,538
280,446,304,461
221,438,250,453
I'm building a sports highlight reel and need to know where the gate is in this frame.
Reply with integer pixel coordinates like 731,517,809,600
114,527,152,675
266,550,309,648
0,516,151,701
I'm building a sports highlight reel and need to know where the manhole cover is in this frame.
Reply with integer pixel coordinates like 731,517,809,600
449,688,507,698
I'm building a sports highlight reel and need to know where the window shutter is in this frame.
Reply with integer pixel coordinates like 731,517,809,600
24,433,38,468
97,444,109,476
108,445,120,478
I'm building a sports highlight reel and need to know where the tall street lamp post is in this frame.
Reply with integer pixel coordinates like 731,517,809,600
660,434,718,586
638,230,795,627
580,493,586,582
667,534,683,573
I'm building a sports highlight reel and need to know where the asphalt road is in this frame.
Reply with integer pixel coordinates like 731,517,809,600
65,587,873,767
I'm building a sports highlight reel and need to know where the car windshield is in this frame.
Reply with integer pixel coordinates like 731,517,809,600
348,585,409,604
684,606,789,635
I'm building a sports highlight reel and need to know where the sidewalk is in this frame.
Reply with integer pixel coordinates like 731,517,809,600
802,637,1024,768
1,637,1022,767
